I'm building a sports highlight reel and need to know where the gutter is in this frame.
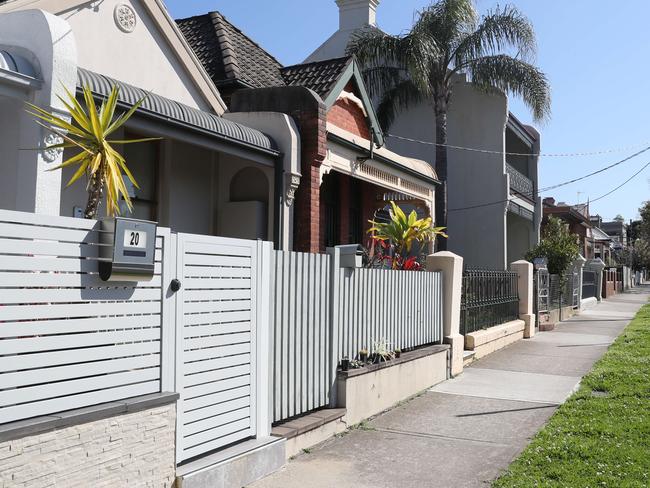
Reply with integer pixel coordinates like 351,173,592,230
327,131,441,186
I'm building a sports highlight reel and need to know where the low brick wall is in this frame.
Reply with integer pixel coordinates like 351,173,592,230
464,320,525,360
0,403,176,487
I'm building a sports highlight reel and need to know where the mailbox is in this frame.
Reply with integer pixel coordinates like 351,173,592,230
99,217,157,281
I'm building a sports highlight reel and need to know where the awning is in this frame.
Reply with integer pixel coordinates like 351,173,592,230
77,68,278,157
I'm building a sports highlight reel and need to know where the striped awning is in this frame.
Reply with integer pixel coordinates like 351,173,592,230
77,68,278,156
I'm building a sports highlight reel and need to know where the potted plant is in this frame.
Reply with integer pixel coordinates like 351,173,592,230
373,338,395,363
340,356,350,372
358,349,369,363
395,348,401,358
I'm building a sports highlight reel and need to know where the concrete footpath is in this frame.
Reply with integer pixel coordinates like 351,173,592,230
250,287,649,488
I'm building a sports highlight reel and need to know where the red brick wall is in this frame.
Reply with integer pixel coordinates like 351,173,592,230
326,82,371,140
292,105,327,253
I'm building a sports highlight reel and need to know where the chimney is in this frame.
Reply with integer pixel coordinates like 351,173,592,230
543,197,555,207
336,0,380,30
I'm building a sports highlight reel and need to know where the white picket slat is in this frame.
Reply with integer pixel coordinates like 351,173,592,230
0,368,159,407
0,354,160,389
183,396,250,425
0,286,161,304
0,300,161,321
0,382,160,425
0,315,161,338
181,425,253,460
0,272,162,288
182,416,251,450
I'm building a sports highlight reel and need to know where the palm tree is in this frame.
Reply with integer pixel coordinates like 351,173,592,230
27,85,158,218
347,0,551,250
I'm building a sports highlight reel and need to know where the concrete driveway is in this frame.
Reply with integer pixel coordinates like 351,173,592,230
250,288,649,488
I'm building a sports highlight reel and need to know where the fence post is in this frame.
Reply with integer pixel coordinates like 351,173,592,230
426,251,464,377
327,246,341,408
574,255,586,307
585,258,606,301
509,260,535,338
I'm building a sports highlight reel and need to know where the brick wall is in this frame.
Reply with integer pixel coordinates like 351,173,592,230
230,86,327,253
326,82,371,140
0,404,176,488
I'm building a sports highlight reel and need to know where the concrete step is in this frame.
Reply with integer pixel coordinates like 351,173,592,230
272,408,347,459
176,436,285,488
463,349,475,367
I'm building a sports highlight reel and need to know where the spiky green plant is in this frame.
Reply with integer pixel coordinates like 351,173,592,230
348,0,551,248
27,85,159,218
368,201,447,269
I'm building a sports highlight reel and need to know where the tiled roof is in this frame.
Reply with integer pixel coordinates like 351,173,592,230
280,56,352,100
177,11,354,103
177,12,285,89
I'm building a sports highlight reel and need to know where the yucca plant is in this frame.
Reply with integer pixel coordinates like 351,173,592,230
27,85,159,219
368,201,446,269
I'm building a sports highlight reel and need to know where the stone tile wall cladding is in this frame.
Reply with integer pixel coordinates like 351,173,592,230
0,404,176,488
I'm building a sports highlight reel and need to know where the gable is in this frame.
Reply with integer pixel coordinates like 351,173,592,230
327,81,370,140
0,0,225,113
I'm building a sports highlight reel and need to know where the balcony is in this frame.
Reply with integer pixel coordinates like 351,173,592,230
506,163,534,201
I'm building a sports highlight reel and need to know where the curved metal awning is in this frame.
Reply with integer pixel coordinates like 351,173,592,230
77,68,278,157
0,50,41,95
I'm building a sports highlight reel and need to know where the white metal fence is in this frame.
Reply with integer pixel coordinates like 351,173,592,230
270,251,332,423
0,209,171,424
269,247,444,423
335,267,443,363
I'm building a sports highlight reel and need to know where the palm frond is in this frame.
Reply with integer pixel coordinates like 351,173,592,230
375,79,424,130
414,0,477,50
452,5,536,69
467,54,551,121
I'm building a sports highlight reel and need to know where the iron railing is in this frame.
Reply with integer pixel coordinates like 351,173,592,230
506,163,534,201
460,269,519,335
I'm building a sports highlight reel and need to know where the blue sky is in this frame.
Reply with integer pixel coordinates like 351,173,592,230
167,0,650,222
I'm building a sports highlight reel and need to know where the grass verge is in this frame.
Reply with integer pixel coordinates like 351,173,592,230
493,303,650,488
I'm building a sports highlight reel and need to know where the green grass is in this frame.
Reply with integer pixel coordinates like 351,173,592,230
493,304,650,488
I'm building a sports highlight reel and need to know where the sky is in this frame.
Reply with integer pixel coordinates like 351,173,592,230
166,0,650,222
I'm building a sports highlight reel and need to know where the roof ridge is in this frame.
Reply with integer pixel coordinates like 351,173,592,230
281,55,352,73
209,11,241,81
210,10,285,69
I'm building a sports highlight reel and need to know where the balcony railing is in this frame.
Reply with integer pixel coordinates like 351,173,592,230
506,163,534,201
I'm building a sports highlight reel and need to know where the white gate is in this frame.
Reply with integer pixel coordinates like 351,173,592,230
174,233,269,463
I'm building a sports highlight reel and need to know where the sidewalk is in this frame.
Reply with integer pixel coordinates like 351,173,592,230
250,287,649,488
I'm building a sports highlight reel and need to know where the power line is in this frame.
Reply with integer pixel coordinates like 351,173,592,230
448,159,650,213
385,132,650,158
539,145,650,192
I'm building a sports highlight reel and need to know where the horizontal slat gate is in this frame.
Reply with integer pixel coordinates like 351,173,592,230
176,234,257,462
0,209,166,424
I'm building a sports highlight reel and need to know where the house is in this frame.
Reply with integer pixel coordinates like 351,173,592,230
0,0,301,249
543,198,594,259
305,0,542,269
178,11,440,253
592,225,613,264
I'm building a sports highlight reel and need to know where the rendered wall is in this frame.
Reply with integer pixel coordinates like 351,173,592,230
60,0,210,110
389,81,509,268
0,404,176,488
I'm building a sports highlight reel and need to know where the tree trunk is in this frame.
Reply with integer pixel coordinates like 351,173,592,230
434,102,449,251
84,170,104,219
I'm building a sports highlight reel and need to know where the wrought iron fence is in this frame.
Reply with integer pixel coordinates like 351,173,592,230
460,269,519,335
506,163,534,200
